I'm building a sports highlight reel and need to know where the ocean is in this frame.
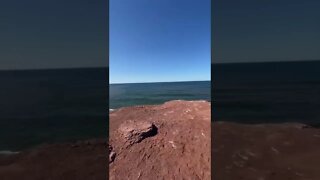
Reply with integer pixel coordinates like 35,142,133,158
213,61,320,125
0,68,108,151
1,61,320,151
109,81,211,109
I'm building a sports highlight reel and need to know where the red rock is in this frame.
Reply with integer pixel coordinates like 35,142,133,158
118,120,157,146
109,100,211,180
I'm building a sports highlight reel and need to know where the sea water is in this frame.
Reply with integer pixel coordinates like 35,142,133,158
0,68,108,151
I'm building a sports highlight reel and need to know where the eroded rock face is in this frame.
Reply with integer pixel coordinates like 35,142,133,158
118,120,157,146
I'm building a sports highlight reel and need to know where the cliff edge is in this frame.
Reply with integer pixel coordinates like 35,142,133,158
109,100,211,180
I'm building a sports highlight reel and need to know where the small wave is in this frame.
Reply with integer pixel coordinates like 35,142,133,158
109,109,115,112
0,150,19,155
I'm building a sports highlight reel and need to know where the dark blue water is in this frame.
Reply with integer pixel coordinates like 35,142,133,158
110,81,211,109
213,61,320,124
0,68,108,151
2,61,319,150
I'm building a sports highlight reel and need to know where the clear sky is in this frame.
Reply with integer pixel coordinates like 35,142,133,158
0,0,107,70
110,0,211,84
213,0,320,63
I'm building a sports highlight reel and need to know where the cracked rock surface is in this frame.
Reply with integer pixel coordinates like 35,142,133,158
118,120,157,146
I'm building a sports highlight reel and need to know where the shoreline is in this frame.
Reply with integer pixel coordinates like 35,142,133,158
109,99,211,111
2,120,315,154
1,100,319,179
2,119,315,153
0,151,19,156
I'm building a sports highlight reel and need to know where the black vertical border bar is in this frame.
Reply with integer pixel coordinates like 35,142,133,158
211,0,214,179
107,0,110,179
107,0,110,137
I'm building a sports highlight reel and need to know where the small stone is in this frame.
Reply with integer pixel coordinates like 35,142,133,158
109,151,116,163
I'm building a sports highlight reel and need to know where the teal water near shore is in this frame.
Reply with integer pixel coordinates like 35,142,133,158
110,81,211,109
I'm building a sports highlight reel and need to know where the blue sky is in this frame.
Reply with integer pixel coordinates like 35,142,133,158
110,0,211,84
0,0,107,70
213,0,320,63
1,0,319,70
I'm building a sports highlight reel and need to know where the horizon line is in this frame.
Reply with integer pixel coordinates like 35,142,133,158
0,66,108,72
1,59,319,71
110,80,210,85
213,59,320,65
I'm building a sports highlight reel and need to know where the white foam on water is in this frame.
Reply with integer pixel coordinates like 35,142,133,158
0,150,19,155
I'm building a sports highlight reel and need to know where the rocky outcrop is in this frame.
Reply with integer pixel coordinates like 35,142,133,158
118,120,157,146
109,100,211,180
